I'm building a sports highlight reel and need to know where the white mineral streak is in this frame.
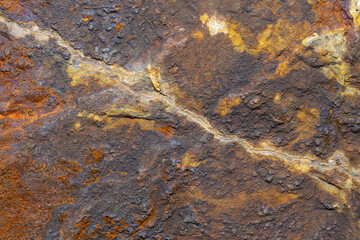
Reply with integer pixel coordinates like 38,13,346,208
0,12,357,203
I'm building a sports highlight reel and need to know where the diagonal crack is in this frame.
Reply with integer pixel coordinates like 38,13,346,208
1,11,359,204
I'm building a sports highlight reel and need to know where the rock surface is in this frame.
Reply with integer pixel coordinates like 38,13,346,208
1,0,360,239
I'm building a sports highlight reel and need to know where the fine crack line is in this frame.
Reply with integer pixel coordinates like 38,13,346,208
146,92,330,168
1,11,358,194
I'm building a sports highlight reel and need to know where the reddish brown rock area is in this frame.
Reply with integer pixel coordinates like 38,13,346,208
2,0,360,239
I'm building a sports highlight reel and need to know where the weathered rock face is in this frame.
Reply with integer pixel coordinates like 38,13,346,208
1,0,360,239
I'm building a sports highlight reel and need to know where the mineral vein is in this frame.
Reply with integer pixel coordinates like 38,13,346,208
0,12,357,200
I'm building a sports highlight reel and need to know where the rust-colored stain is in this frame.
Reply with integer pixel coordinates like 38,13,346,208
155,124,174,136
1,0,360,239
0,31,64,136
114,21,124,32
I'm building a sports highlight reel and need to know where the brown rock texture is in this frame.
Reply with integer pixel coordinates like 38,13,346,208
1,0,360,239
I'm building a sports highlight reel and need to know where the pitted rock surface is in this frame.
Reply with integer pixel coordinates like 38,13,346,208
1,0,360,239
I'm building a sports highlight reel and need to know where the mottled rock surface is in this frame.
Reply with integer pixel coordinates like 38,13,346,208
1,0,360,239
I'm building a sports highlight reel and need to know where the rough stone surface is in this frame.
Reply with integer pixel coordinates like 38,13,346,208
1,0,360,239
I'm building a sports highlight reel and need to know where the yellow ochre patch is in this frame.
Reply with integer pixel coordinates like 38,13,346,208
193,30,204,40
296,106,320,140
302,29,349,85
200,14,246,52
216,95,242,116
147,65,162,92
350,0,360,29
273,93,282,104
180,151,201,168
199,14,312,77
